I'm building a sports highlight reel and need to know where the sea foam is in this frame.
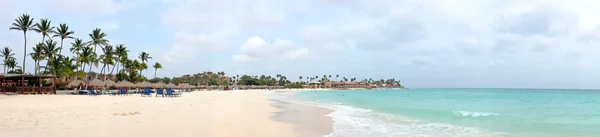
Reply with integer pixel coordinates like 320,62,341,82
309,102,507,137
452,111,499,117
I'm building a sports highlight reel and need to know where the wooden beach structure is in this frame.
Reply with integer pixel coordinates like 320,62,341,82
1,74,57,95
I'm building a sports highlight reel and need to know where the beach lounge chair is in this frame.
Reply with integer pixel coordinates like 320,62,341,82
119,88,128,95
156,89,164,97
141,87,152,97
88,89,100,96
166,88,181,97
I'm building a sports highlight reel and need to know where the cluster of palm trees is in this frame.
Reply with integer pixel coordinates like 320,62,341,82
297,74,401,85
6,13,163,83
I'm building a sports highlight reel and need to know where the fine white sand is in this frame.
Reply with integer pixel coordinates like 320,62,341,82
0,90,303,137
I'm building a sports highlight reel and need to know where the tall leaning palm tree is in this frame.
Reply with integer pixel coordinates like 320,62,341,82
70,38,85,71
86,28,109,73
32,18,55,46
9,14,35,74
112,44,128,74
138,52,151,74
0,47,16,73
53,23,74,54
153,62,162,78
87,28,109,53
99,45,115,75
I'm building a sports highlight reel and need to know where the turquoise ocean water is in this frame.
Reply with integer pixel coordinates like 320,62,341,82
292,89,600,137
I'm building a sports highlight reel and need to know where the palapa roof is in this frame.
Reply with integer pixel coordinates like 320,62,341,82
115,81,134,87
177,83,191,89
165,83,177,88
67,80,85,87
104,80,116,87
87,79,105,87
152,82,166,88
135,81,152,88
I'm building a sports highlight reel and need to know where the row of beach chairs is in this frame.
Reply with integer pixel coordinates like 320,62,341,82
86,88,185,97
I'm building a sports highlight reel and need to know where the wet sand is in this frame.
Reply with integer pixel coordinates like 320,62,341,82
270,99,334,137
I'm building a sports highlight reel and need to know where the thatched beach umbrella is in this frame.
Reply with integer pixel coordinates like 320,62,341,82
67,80,84,88
177,83,190,89
104,80,116,87
135,81,152,88
88,79,104,87
115,81,134,87
152,82,166,88
166,83,177,88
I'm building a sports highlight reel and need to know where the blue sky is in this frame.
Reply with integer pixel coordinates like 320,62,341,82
2,0,600,89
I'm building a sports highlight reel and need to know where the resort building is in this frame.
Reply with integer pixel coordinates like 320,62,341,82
324,82,369,89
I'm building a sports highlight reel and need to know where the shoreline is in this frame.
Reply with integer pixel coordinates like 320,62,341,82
269,99,334,137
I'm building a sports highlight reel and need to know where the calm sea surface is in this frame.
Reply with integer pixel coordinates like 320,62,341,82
293,88,600,137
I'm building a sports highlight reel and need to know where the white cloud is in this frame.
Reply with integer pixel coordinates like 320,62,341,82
232,36,310,62
44,0,135,14
163,32,227,63
160,0,302,35
96,22,120,31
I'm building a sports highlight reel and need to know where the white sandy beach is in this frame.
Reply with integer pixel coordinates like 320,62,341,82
0,90,330,137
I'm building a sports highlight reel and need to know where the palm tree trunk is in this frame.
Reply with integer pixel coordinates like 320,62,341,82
43,58,50,73
100,63,106,75
59,38,64,54
154,68,157,78
82,63,86,80
22,31,27,74
88,63,93,80
110,62,118,74
35,60,39,75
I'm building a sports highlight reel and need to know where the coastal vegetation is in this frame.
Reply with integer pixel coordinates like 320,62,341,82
4,13,403,89
6,13,160,86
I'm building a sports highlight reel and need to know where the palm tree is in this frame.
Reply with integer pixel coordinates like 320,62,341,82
153,62,162,78
78,46,94,81
0,47,15,73
5,58,19,73
86,28,109,76
113,44,128,74
32,18,55,45
139,62,148,77
9,14,35,74
138,52,151,74
70,38,85,70
30,43,43,75
87,28,109,53
53,23,74,54
99,45,115,76
42,39,60,73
